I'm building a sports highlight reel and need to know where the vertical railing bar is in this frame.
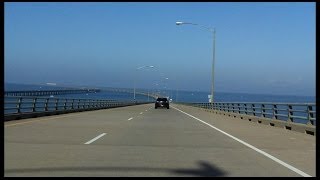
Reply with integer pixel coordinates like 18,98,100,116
244,103,247,115
288,104,293,122
45,98,49,111
55,99,59,111
77,99,80,109
64,99,67,110
261,104,265,117
71,99,75,110
252,104,256,116
17,97,22,113
307,105,313,125
272,104,275,119
32,98,37,112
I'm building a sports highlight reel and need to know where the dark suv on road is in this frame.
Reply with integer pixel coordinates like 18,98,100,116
155,97,169,109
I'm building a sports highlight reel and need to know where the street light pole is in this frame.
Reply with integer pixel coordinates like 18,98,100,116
176,21,216,108
212,28,216,107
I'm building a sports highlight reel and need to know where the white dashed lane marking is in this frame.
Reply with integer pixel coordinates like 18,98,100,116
84,133,107,145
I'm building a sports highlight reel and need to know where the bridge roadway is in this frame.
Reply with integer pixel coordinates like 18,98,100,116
4,104,315,177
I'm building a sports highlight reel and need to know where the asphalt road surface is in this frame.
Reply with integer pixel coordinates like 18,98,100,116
4,104,316,177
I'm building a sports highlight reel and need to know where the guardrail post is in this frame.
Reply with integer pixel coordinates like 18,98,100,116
252,104,256,116
64,99,67,110
44,98,49,111
273,104,278,119
55,99,59,111
232,103,235,113
32,98,37,112
244,104,247,114
71,99,74,110
288,105,293,122
307,105,314,125
17,97,22,113
238,103,241,114
261,104,265,117
77,99,80,109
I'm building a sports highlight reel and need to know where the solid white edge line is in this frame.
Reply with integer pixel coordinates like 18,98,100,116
84,133,107,145
171,106,312,177
128,117,133,121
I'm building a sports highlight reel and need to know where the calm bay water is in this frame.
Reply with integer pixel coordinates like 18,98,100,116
5,83,315,103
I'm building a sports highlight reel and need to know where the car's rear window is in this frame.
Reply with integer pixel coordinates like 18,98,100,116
157,98,167,101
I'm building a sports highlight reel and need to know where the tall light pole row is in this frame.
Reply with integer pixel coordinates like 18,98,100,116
176,21,216,106
134,65,173,101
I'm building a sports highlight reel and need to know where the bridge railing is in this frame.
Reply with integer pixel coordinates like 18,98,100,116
177,102,316,126
4,96,152,121
4,89,100,97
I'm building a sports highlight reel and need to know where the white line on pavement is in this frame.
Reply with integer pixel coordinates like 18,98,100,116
128,117,133,121
171,106,312,177
84,133,107,145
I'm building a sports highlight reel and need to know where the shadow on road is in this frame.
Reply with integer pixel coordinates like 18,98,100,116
6,160,227,177
170,160,226,177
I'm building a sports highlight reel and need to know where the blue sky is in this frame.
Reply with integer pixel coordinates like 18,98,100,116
4,2,315,96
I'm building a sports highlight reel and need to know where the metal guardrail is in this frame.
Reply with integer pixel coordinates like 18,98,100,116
4,89,100,97
4,96,152,121
177,102,316,126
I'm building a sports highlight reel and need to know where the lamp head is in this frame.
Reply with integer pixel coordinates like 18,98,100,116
176,21,184,25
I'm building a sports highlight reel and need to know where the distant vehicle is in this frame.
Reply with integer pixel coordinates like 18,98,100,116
155,97,169,109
